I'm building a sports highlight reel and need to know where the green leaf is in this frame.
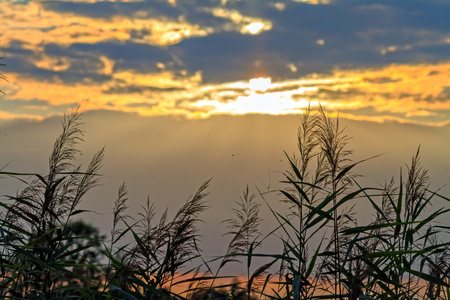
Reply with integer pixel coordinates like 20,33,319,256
292,275,301,300
304,203,332,220
306,238,323,278
108,286,138,300
284,151,302,181
405,268,450,287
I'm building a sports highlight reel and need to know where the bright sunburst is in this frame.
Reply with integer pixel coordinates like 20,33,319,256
248,77,272,92
243,22,266,35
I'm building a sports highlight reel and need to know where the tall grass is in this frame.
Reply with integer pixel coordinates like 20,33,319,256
0,54,5,94
0,109,105,298
257,106,449,300
264,105,362,300
0,107,448,299
103,179,210,299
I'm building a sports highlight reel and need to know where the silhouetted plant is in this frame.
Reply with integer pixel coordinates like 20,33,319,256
0,105,448,300
103,180,210,299
222,186,265,299
0,108,105,298
342,148,450,299
424,235,450,300
267,105,362,300
272,105,328,300
0,54,6,94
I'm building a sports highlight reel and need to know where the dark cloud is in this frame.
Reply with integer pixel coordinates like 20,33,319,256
125,102,158,109
5,0,450,88
363,77,400,84
41,0,183,19
182,91,246,106
290,87,368,101
168,0,450,82
41,0,242,29
375,44,450,66
67,42,174,71
5,53,111,84
266,84,308,93
428,70,440,76
187,87,247,103
104,85,185,95
0,98,73,115
3,41,115,83
437,86,450,100
162,5,350,79
3,40,34,57
170,32,265,82
42,1,119,19
5,41,176,84
1,98,49,108
393,1,450,31
169,26,378,83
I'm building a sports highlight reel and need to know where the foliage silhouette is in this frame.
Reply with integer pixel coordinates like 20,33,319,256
0,107,448,299
0,54,6,94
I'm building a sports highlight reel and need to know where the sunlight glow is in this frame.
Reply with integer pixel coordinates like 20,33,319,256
191,94,317,116
293,0,331,4
248,77,272,92
316,39,325,46
3,60,450,126
244,22,265,35
209,8,272,35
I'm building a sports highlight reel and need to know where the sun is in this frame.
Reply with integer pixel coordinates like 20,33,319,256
243,22,265,35
248,77,272,92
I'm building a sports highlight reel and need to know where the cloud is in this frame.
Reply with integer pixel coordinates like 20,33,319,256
1,0,275,53
3,54,450,126
3,0,450,86
0,1,211,50
205,7,272,34
184,62,450,124
1,0,450,126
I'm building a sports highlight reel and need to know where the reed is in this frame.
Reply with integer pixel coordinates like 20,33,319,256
0,54,5,94
0,108,105,298
0,106,448,299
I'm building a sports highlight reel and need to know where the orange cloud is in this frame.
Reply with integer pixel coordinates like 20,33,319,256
207,8,272,35
2,61,450,126
292,0,331,4
0,0,275,51
0,109,44,121
0,1,211,48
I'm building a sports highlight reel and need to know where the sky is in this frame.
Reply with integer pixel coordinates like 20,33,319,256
0,0,449,260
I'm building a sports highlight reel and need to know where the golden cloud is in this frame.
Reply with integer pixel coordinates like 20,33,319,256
49,0,144,2
2,58,450,126
0,0,276,52
30,54,72,72
0,1,211,48
0,109,44,121
207,8,272,35
185,62,450,124
292,0,331,4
